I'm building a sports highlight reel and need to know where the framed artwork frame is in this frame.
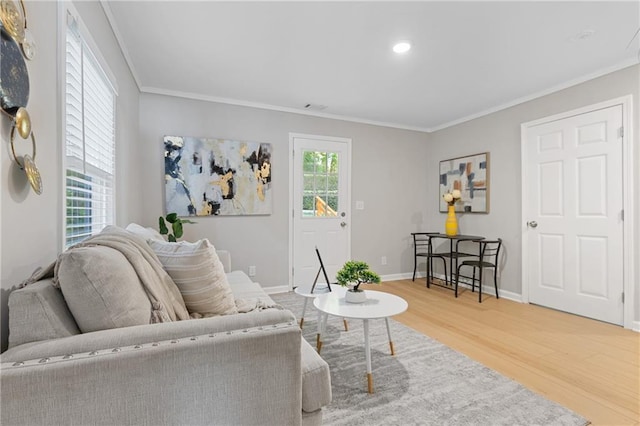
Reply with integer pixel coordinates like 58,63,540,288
164,135,272,216
439,152,489,213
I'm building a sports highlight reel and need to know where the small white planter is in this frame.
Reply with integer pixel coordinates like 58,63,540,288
345,289,367,304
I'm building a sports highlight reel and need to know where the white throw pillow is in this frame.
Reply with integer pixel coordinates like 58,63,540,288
148,239,238,316
125,223,165,242
57,246,153,333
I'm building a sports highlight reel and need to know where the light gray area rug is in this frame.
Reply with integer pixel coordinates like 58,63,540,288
271,291,589,426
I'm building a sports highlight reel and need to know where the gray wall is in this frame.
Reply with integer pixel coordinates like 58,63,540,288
139,94,430,288
427,65,639,320
1,2,637,354
0,1,141,351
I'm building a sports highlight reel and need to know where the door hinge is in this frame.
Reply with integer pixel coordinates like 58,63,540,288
621,209,624,221
622,292,625,303
292,267,294,277
292,209,295,218
619,127,624,138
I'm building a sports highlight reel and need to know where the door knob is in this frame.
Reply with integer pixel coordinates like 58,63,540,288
527,221,538,228
340,222,347,228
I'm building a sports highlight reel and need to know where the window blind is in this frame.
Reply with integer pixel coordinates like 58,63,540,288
64,17,115,248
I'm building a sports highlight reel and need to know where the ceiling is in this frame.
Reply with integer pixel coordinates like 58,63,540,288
104,1,640,132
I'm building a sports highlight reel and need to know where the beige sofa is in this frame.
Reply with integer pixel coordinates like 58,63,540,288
0,228,331,425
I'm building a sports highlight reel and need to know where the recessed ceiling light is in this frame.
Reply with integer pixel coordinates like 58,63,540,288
393,41,411,54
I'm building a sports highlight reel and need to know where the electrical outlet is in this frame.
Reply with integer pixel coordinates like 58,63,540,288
248,265,256,277
381,256,387,265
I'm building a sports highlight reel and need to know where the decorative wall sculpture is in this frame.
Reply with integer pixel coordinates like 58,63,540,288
164,135,272,216
439,152,489,213
1,0,41,194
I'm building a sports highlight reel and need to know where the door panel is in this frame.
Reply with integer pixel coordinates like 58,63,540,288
576,236,608,298
539,161,563,215
577,155,607,216
539,234,564,290
525,105,623,325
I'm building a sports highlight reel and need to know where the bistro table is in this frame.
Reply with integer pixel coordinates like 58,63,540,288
426,234,485,292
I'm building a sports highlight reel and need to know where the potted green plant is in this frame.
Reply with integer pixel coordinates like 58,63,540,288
336,260,381,303
158,213,196,242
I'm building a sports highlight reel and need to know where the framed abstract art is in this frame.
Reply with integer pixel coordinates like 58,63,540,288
164,135,272,216
439,152,489,213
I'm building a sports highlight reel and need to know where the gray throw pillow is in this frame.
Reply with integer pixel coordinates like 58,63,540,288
57,246,153,333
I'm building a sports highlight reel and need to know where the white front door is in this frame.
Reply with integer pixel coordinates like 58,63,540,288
523,104,624,325
291,134,351,288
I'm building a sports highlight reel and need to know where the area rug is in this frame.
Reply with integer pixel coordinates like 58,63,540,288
270,291,589,426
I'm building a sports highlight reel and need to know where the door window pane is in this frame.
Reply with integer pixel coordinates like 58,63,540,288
303,174,315,191
327,174,338,191
314,175,327,193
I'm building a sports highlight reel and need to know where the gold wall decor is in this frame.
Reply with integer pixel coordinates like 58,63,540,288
0,0,40,194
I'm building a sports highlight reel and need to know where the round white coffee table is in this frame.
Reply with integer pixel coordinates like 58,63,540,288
294,284,348,347
313,290,408,394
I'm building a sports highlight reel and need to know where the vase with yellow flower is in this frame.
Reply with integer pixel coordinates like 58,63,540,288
442,189,462,236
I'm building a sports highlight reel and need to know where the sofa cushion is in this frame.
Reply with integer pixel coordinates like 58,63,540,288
57,246,153,333
226,271,272,301
300,339,332,412
149,239,238,317
7,279,80,348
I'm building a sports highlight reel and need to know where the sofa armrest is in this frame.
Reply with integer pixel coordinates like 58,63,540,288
2,309,296,362
1,322,303,426
8,279,80,348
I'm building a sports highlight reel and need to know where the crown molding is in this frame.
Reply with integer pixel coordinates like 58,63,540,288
429,58,639,132
100,0,142,91
140,86,433,133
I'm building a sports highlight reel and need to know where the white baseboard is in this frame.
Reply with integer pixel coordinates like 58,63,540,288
380,272,416,281
263,284,290,295
381,272,523,303
632,321,640,332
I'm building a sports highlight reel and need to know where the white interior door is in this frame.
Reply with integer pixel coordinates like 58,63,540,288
524,104,624,325
291,135,351,288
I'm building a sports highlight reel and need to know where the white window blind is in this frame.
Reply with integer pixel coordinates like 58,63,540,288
64,17,115,248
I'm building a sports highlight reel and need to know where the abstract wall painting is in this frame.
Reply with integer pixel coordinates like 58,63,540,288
164,135,272,216
439,152,489,213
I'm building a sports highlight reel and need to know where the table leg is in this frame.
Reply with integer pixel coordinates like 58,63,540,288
316,308,321,351
363,319,373,393
385,318,395,356
343,318,349,331
300,298,308,329
317,312,328,353
449,239,454,287
426,240,431,288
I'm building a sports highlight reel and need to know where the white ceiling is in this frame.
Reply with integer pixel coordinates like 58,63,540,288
104,1,640,132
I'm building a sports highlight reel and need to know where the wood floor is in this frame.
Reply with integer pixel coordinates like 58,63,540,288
359,279,640,426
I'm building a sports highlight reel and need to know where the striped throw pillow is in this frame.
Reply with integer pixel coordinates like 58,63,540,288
149,239,238,316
